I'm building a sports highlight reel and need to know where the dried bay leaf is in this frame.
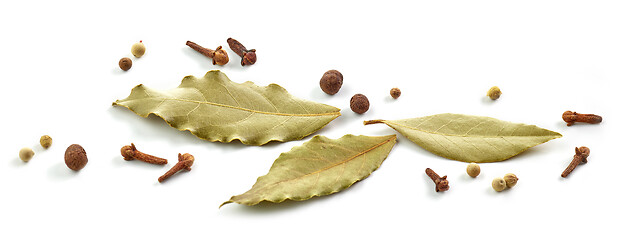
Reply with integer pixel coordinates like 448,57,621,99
113,70,341,145
220,134,397,207
364,113,562,163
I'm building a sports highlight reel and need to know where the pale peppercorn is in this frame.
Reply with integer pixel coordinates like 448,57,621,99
487,86,501,100
119,57,132,71
19,147,34,162
466,163,480,178
131,41,146,58
40,135,52,149
504,173,518,188
350,94,370,114
492,177,507,192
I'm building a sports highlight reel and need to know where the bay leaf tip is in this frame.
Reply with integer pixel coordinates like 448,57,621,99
219,200,233,209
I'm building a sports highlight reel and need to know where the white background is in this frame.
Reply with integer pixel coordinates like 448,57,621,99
1,0,628,239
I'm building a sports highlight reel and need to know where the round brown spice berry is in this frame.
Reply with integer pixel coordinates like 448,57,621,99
487,86,501,100
40,135,52,149
390,88,401,99
119,57,132,71
319,70,343,95
350,94,370,114
65,144,88,171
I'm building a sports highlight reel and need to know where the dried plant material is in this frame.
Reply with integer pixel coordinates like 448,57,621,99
227,38,256,66
40,135,52,149
65,144,87,171
113,70,341,145
131,41,145,58
561,147,590,178
390,88,401,99
120,143,168,165
364,113,562,163
562,111,602,126
19,148,34,162
487,86,501,100
319,70,343,95
350,94,369,114
119,57,132,71
492,178,507,192
504,173,518,187
220,134,397,207
466,163,480,177
425,168,449,192
158,153,194,183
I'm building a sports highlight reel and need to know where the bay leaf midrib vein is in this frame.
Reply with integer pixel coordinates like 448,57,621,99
388,121,558,138
244,135,396,199
150,97,340,117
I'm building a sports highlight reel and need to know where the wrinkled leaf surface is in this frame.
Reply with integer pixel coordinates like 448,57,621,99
113,71,341,145
364,113,561,162
221,134,397,207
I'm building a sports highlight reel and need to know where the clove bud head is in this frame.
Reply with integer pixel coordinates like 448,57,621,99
211,46,230,65
436,179,449,192
120,145,134,160
576,146,590,160
242,51,257,66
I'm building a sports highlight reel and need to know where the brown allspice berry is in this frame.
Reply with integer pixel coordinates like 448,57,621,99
425,168,449,192
350,94,370,114
227,38,256,66
487,86,501,100
319,70,343,95
119,57,132,71
390,87,401,99
466,163,480,178
562,111,602,126
561,146,590,178
158,153,194,183
504,173,518,187
40,135,52,149
64,144,87,171
186,41,229,65
121,143,168,165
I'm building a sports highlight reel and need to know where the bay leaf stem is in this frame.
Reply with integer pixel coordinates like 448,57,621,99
364,119,386,125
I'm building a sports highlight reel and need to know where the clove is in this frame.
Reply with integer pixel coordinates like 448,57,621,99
561,147,590,178
425,168,449,192
186,41,229,65
562,111,602,126
227,38,256,66
158,153,194,183
121,143,168,165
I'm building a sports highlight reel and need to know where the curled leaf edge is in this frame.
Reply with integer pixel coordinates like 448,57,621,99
112,78,342,146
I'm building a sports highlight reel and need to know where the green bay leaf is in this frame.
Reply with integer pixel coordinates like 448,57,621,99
364,113,561,163
221,134,397,207
113,70,341,146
